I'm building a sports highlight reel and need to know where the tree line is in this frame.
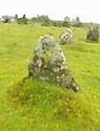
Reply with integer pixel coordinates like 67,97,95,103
0,14,87,28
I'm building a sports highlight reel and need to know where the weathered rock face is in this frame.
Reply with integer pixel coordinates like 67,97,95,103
87,26,99,42
60,29,73,44
28,36,79,91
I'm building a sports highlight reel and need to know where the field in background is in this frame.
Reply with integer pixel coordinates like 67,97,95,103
0,23,100,131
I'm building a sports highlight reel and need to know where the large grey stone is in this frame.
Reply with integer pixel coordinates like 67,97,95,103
87,26,99,42
60,29,74,44
28,36,79,91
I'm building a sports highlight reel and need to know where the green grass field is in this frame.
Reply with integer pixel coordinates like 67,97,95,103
0,23,100,131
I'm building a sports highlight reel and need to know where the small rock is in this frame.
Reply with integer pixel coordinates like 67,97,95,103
60,29,74,44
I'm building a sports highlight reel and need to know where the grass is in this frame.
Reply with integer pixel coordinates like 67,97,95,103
0,23,100,131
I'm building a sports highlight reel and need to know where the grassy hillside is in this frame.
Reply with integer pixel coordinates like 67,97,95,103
0,23,100,131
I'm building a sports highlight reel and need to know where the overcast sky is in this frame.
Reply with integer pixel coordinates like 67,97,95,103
0,0,100,23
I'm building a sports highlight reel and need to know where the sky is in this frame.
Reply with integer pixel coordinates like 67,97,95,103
0,0,100,23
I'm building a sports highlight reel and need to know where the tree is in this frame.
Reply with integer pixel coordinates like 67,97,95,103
76,17,80,23
23,14,26,19
17,14,28,24
63,16,71,27
2,15,11,23
64,16,70,22
37,15,50,23
15,14,18,21
73,17,83,27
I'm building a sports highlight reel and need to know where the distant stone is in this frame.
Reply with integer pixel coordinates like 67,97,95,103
28,36,79,92
60,29,74,44
87,26,99,42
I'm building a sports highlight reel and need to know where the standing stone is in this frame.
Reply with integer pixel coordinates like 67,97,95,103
86,26,99,42
28,36,79,92
60,29,74,44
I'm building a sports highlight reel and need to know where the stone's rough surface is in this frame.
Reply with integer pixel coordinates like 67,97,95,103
87,26,99,42
28,36,79,91
60,29,73,44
